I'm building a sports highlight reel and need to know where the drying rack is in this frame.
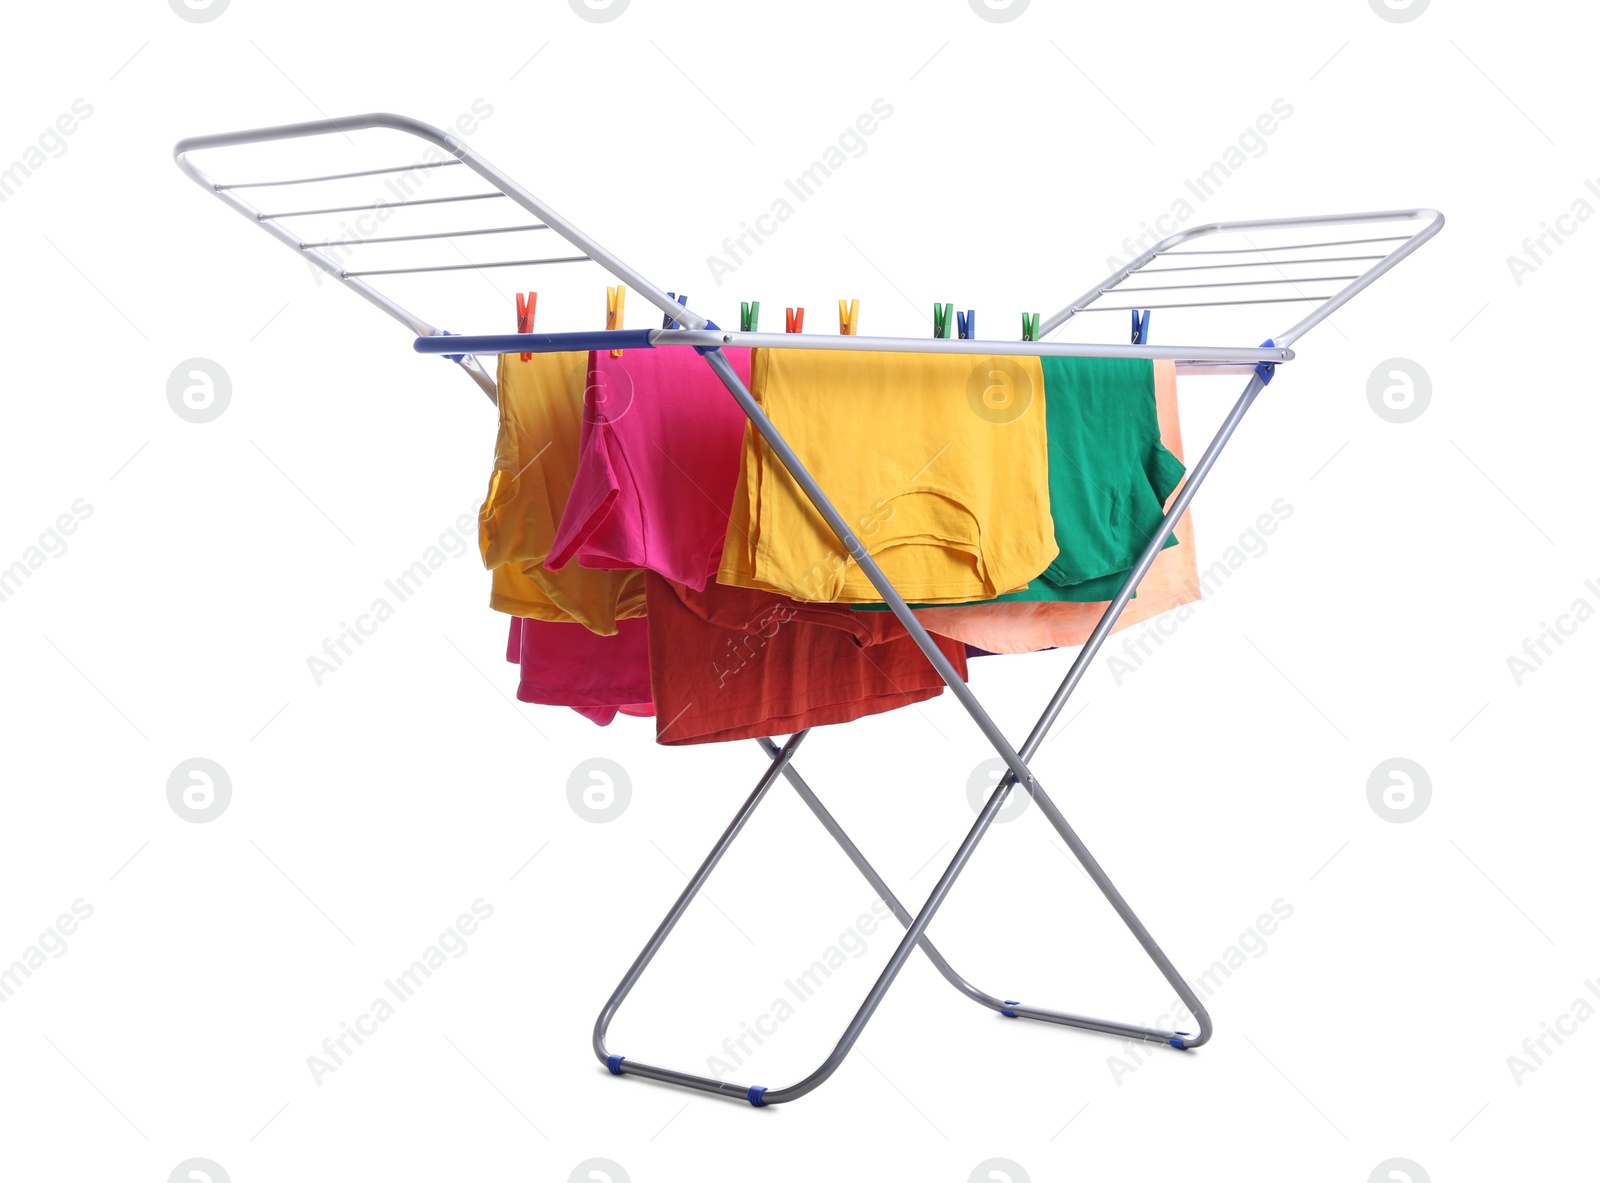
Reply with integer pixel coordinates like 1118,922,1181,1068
174,113,1442,1108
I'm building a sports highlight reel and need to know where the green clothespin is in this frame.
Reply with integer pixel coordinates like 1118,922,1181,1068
1022,311,1040,342
933,303,954,339
740,301,760,332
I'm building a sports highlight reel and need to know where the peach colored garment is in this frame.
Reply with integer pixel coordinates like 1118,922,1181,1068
905,361,1199,654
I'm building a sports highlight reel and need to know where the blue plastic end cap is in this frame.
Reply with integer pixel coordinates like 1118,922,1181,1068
606,1054,626,1075
1001,1000,1019,1018
1254,338,1277,385
747,1085,767,1107
694,319,723,356
1168,1036,1189,1049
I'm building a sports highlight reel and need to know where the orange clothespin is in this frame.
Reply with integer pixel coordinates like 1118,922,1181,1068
606,285,626,358
785,306,805,334
515,292,537,361
838,299,860,336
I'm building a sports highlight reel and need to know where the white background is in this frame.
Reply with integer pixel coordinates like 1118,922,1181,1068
1,1,1594,1180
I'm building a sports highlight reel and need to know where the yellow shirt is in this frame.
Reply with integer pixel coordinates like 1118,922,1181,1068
480,352,645,633
717,348,1057,603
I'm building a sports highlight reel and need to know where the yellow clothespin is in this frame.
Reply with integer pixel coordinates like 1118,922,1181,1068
606,285,626,357
838,298,859,336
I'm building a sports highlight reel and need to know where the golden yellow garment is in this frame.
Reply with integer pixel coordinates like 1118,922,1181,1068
717,349,1057,603
906,361,1201,652
480,352,645,633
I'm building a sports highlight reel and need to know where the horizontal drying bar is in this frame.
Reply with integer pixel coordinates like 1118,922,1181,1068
412,328,1295,366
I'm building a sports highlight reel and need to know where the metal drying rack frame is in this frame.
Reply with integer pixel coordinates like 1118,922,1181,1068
175,112,1442,1108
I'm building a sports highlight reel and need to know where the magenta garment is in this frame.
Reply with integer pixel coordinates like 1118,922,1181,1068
546,347,753,591
505,617,653,726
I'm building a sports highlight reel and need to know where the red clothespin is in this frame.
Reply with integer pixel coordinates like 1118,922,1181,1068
786,306,805,334
515,292,537,361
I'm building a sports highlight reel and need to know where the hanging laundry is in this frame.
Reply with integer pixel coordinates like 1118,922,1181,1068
853,355,1188,609
897,361,1201,654
479,351,646,633
716,349,1057,604
505,616,653,725
546,347,754,590
644,573,968,746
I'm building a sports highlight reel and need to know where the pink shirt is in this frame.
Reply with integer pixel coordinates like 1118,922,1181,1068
547,347,753,590
506,617,652,726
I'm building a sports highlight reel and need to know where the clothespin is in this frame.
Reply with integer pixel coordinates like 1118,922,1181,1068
740,301,760,332
785,306,805,334
663,292,688,330
606,285,626,358
956,309,976,340
933,303,954,339
515,292,537,361
1021,311,1040,342
838,299,860,336
1131,308,1151,345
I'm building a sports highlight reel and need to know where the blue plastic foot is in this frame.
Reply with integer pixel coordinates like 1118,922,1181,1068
1168,1032,1191,1049
747,1085,767,1107
1001,1000,1020,1018
606,1054,626,1075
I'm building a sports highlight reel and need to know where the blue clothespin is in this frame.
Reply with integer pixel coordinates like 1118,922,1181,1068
663,292,688,330
957,309,976,340
1131,309,1151,345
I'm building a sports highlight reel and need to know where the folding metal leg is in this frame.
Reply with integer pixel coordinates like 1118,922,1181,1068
591,353,1270,1104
